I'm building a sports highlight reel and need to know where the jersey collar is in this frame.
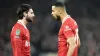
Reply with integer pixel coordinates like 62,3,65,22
62,15,70,24
17,20,27,29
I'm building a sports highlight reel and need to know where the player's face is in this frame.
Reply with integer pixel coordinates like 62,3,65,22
26,9,35,22
51,6,60,21
52,6,59,19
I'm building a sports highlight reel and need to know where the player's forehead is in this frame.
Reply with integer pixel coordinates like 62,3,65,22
52,6,56,9
28,9,33,12
52,6,57,10
52,6,60,10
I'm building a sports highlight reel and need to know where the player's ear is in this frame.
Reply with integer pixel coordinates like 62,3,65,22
59,10,62,15
23,12,27,17
60,11,62,14
59,8,62,14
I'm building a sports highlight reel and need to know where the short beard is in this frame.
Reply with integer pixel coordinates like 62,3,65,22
52,15,61,21
26,17,32,22
26,15,32,22
56,15,61,21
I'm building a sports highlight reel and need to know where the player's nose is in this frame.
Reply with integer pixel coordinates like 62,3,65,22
33,13,35,18
51,12,53,15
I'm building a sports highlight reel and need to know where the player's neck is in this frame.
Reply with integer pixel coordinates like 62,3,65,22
21,17,28,26
60,13,68,23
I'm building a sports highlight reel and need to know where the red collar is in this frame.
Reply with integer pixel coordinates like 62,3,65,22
17,20,27,29
62,15,70,24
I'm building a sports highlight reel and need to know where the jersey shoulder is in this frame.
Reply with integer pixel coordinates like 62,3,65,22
11,22,24,35
66,17,78,27
11,22,21,31
62,17,78,31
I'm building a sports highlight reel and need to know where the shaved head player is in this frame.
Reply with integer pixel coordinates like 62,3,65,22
10,4,35,56
51,2,80,56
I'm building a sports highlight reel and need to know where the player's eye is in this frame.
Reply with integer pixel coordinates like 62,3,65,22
31,12,33,14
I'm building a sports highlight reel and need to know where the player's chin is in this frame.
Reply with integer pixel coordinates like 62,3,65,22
27,19,32,22
31,18,36,23
52,16,57,20
30,17,34,22
30,19,33,22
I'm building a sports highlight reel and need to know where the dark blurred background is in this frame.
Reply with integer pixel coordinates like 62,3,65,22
0,0,100,56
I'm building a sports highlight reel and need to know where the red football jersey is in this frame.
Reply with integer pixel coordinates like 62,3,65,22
10,20,30,56
58,15,79,56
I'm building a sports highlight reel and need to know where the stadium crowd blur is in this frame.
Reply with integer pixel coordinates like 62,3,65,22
0,0,100,56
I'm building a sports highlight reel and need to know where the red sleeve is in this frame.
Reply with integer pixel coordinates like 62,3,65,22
11,28,22,56
63,19,78,39
69,19,78,32
63,26,75,39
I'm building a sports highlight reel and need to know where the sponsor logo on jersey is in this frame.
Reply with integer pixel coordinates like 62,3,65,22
64,26,71,31
25,41,30,47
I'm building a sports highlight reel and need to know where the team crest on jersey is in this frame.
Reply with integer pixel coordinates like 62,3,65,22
15,29,20,38
16,29,20,35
